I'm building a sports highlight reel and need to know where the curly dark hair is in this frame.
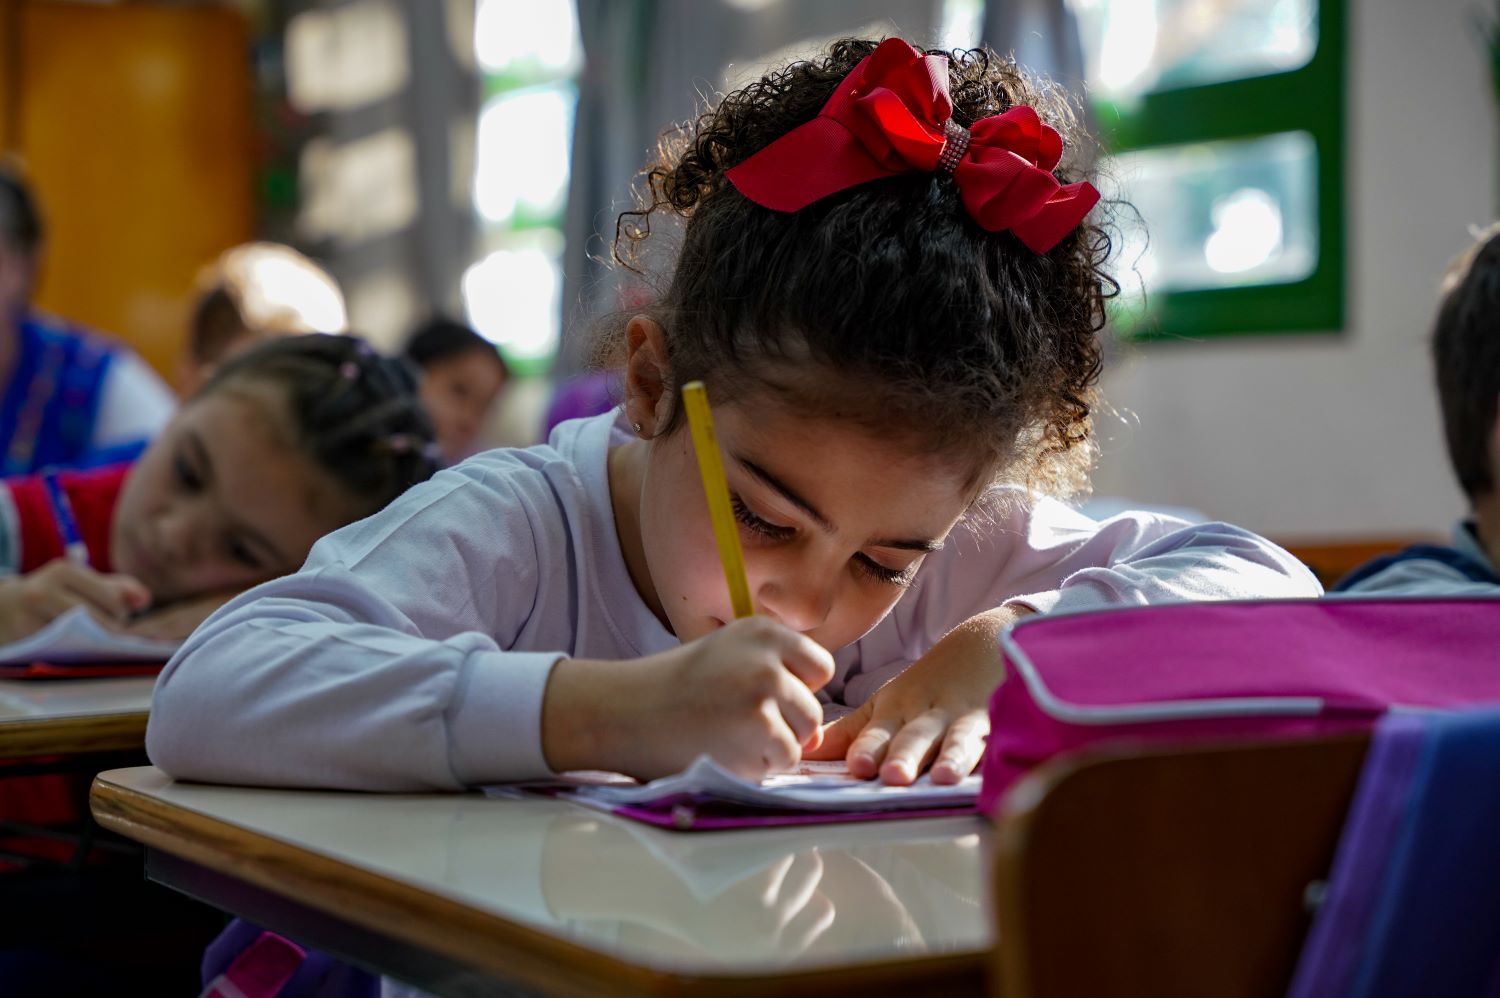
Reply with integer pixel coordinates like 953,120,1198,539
600,37,1118,500
1433,221,1500,500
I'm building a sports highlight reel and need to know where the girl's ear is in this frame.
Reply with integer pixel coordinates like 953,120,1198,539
623,315,673,437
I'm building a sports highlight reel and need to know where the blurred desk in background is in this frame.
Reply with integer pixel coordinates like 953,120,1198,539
0,676,155,759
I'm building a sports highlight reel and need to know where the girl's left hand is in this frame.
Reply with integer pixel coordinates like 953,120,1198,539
803,605,1034,785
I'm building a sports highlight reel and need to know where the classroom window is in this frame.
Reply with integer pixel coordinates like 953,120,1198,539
464,0,581,375
1076,0,1345,339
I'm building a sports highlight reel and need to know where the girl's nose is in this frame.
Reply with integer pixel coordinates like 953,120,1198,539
756,569,835,634
157,508,202,562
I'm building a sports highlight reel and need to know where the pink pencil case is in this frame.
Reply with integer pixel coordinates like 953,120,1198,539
978,597,1500,814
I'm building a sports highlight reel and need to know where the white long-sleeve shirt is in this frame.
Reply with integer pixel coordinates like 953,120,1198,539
147,412,1322,791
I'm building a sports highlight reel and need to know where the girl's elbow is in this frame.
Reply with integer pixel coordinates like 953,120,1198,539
144,716,195,779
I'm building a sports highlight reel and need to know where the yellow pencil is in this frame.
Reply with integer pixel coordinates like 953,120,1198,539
681,381,755,619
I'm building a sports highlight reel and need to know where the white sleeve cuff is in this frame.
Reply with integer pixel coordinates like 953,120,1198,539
447,650,565,785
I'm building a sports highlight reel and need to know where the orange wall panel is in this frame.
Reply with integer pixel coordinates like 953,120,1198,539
1,0,17,150
18,1,255,383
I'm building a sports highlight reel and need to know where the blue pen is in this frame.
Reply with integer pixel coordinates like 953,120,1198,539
42,472,89,565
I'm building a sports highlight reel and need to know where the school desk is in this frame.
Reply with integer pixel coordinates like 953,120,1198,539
91,766,991,996
0,676,155,760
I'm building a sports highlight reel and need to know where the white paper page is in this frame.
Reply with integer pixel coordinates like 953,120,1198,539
0,606,182,666
556,755,980,813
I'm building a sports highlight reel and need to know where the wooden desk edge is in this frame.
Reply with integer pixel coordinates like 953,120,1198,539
0,710,148,758
90,773,987,997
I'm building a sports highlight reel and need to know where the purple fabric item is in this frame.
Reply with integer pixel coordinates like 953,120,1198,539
202,919,379,998
202,930,305,998
543,372,617,438
980,597,1500,813
1342,708,1500,995
1284,712,1428,998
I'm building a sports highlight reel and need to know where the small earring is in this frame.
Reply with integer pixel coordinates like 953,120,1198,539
632,421,643,434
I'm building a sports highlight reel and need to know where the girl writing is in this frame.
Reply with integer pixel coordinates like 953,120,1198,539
148,39,1319,790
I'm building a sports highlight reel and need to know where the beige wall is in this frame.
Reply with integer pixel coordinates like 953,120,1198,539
1091,0,1497,541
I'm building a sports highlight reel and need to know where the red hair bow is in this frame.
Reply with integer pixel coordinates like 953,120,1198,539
724,39,1099,253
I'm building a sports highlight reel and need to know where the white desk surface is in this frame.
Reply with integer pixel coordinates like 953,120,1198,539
93,766,992,992
0,677,155,756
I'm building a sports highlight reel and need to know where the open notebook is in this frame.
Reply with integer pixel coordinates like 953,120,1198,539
0,606,181,678
486,755,981,830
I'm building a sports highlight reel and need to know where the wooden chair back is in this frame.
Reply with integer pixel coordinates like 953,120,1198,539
990,735,1371,998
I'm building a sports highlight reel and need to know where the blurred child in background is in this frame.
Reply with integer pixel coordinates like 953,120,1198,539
1336,222,1500,595
0,333,438,643
178,241,348,397
403,315,509,464
0,164,176,472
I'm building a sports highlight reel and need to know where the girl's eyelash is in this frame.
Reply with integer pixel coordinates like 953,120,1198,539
856,555,918,589
731,492,918,589
730,493,794,540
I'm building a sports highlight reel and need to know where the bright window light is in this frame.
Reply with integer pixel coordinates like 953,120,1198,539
1204,188,1284,274
298,129,419,245
286,1,409,113
462,245,562,363
1072,0,1316,100
1105,130,1316,294
939,0,984,50
474,86,575,224
1095,0,1158,95
474,0,580,75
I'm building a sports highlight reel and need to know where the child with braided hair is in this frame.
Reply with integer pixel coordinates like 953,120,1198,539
0,333,437,643
149,38,1318,793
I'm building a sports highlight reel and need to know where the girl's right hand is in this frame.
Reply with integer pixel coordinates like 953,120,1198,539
543,616,836,781
0,559,152,644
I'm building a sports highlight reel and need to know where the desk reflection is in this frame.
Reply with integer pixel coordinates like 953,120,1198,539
538,812,986,967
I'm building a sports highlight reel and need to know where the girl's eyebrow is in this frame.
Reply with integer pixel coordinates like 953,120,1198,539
735,456,944,552
738,457,833,531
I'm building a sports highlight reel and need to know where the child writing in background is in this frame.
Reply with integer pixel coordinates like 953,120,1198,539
0,333,438,643
147,38,1321,793
178,242,349,397
1336,222,1500,595
402,315,510,464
